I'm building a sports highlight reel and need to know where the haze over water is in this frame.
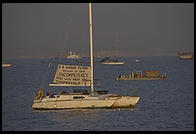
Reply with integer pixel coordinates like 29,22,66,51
2,3,194,59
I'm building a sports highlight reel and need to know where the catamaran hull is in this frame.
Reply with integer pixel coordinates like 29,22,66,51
32,99,115,109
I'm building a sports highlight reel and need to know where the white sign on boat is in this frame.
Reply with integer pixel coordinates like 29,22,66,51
49,64,91,86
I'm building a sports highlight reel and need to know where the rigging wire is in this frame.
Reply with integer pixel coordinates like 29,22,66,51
60,5,75,59
40,62,51,90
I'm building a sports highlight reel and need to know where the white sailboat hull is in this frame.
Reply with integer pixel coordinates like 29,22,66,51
32,99,115,109
32,94,139,109
32,94,115,109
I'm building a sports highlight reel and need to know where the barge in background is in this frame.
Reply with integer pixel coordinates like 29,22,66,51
116,70,166,80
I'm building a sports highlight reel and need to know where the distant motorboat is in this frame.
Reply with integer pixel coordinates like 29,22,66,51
135,59,140,62
2,62,11,68
67,51,81,59
177,52,194,60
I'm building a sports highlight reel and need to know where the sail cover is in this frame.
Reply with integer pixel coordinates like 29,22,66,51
49,64,91,86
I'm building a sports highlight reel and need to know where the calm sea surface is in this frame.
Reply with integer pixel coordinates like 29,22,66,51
2,56,194,131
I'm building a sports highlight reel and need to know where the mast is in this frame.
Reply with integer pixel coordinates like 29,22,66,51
89,3,94,92
115,32,120,59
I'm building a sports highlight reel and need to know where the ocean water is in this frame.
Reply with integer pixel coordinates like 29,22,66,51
2,56,194,131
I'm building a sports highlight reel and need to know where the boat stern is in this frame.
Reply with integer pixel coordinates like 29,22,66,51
112,96,140,108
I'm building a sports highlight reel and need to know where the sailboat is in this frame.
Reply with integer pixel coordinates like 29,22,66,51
100,32,124,65
32,3,139,109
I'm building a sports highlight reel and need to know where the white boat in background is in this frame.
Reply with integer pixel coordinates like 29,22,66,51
136,59,140,62
32,3,140,110
177,52,194,60
2,62,11,68
67,51,81,59
100,56,124,65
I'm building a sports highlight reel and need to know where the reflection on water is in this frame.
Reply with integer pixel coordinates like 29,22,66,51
33,108,138,121
33,107,137,116
32,108,139,131
33,107,138,113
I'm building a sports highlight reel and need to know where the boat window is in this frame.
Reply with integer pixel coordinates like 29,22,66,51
73,96,85,99
73,89,88,93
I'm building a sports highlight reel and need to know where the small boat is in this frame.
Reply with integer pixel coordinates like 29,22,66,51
67,51,81,59
2,62,11,68
177,52,194,60
116,70,166,80
100,56,124,65
135,59,140,62
32,3,140,110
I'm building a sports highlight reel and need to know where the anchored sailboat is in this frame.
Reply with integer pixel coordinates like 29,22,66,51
100,32,124,65
32,3,139,109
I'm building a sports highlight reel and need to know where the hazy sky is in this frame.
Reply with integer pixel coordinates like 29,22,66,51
2,3,194,59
